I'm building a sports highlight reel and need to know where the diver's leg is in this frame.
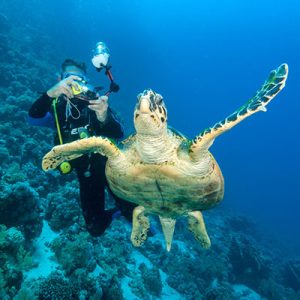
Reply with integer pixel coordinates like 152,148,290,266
75,154,116,236
109,189,137,223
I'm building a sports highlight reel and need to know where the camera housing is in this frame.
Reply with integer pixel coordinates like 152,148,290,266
71,80,98,101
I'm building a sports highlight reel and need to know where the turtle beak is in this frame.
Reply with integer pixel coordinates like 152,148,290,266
139,97,151,114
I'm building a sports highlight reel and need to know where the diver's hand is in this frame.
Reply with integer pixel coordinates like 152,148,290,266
89,96,108,122
46,75,82,99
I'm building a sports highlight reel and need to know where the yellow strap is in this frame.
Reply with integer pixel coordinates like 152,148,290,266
52,98,63,145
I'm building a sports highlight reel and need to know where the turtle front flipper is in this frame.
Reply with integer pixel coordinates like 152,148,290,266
131,206,150,248
42,136,123,171
188,211,211,249
189,64,288,159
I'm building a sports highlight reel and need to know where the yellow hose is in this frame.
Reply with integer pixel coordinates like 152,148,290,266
52,98,63,145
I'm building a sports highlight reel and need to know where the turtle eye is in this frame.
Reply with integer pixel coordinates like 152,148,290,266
155,94,163,105
149,93,155,102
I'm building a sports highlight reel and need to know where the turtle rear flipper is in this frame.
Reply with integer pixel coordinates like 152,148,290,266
189,64,288,159
188,211,211,249
42,136,123,171
131,206,150,247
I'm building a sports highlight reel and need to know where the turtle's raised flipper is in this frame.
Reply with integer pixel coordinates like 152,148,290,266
159,216,176,252
131,206,150,247
42,136,122,171
189,64,288,159
188,211,211,249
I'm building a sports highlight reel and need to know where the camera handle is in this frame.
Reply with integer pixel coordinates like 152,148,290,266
96,64,120,96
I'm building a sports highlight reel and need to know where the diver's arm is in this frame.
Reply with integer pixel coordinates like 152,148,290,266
89,96,124,139
27,93,55,128
102,108,124,139
28,93,53,118
93,108,124,139
29,75,82,118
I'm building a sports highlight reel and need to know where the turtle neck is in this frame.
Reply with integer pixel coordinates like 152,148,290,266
136,132,176,164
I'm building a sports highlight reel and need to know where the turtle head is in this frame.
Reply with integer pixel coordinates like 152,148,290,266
134,89,168,135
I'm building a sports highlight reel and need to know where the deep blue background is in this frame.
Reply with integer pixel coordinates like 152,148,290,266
2,0,300,250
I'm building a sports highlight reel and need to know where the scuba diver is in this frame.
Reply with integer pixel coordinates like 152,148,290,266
28,43,135,236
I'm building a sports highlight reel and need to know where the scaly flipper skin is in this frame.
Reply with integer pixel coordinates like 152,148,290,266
188,211,211,249
42,136,122,171
131,206,150,247
189,64,288,159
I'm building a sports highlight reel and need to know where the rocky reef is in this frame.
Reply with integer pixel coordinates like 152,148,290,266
0,10,299,300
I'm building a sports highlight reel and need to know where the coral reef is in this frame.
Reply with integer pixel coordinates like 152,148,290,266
0,181,43,240
257,278,299,300
0,225,35,299
93,219,133,290
102,277,124,300
0,11,77,298
38,272,75,300
282,259,300,292
127,262,163,299
139,263,162,297
50,232,96,275
228,234,271,288
225,215,258,236
45,182,81,232
204,281,236,300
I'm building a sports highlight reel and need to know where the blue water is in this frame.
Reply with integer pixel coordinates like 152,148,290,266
2,0,300,252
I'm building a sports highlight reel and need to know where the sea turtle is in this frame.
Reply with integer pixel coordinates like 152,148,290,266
42,64,288,251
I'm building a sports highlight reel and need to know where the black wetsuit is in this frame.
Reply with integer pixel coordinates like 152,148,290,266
29,93,135,236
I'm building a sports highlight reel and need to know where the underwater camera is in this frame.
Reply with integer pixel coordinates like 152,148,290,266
71,79,98,102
